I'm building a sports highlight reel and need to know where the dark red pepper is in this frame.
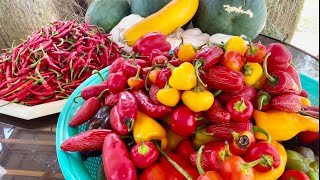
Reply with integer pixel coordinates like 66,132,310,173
195,46,224,71
285,65,302,94
271,94,302,113
280,170,310,180
132,32,171,57
129,141,159,169
218,85,257,104
156,68,172,89
253,90,272,111
206,122,253,141
104,93,119,106
106,72,128,94
226,97,254,123
266,43,292,72
132,90,171,119
205,66,244,92
230,131,256,156
175,139,195,160
109,57,127,74
102,133,137,180
298,131,319,145
121,62,139,77
60,129,112,152
263,53,300,95
170,106,196,137
245,40,267,63
205,99,231,124
152,55,167,66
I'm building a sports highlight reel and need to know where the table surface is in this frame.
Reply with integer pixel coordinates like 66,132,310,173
0,35,319,180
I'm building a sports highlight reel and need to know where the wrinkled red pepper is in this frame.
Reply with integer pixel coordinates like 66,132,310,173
132,32,171,57
218,85,257,104
285,65,302,94
195,46,224,71
266,43,292,72
271,94,302,113
205,99,231,124
102,133,137,180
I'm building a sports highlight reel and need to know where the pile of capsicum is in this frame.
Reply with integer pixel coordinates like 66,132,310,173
60,32,319,180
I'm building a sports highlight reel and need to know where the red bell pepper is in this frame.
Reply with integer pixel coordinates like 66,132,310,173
245,40,267,63
132,32,171,57
205,99,231,124
129,141,159,169
156,68,172,89
60,129,112,152
133,90,171,119
266,43,292,72
253,90,272,111
271,94,302,113
170,106,196,137
195,46,224,71
102,133,137,180
205,66,244,92
110,105,131,136
121,62,139,77
127,67,145,90
109,57,127,74
285,65,302,94
218,85,257,104
230,131,256,156
175,139,195,160
222,50,246,72
298,131,319,144
106,72,128,94
139,163,171,180
280,170,310,180
263,53,300,95
226,97,254,123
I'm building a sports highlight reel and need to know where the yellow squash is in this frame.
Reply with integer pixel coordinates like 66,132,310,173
123,0,199,46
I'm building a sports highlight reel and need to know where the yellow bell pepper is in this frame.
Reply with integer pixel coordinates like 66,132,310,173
252,74,267,90
123,0,199,46
178,43,197,62
300,96,312,106
133,111,168,149
168,62,197,90
182,86,214,112
253,110,319,141
156,85,181,107
243,62,263,86
225,36,248,56
253,141,287,180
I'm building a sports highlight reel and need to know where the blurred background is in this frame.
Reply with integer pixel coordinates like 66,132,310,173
0,0,318,58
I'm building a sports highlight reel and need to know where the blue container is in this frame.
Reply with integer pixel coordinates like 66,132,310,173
56,67,319,180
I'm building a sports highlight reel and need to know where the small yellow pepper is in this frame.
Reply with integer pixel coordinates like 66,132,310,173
156,84,181,107
168,62,197,90
300,96,312,106
133,111,168,149
253,141,287,180
178,43,197,62
225,36,248,56
243,62,263,86
252,73,266,90
165,125,186,152
253,110,319,141
182,86,214,112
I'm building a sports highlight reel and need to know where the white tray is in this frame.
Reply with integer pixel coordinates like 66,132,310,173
0,99,67,120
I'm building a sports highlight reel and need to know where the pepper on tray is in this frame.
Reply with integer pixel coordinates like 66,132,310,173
226,97,254,123
106,71,128,94
245,40,267,63
129,140,159,169
222,50,246,72
242,62,263,86
170,106,196,137
195,45,224,71
182,85,214,113
156,83,181,107
178,43,198,62
271,94,302,113
127,67,145,90
266,43,292,72
224,36,248,56
168,62,197,91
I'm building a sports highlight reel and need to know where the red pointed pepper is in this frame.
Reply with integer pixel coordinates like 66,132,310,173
271,94,302,113
245,40,267,63
170,106,196,137
263,53,299,95
226,97,254,123
129,141,159,169
102,133,137,180
205,99,231,124
195,46,224,71
266,43,292,72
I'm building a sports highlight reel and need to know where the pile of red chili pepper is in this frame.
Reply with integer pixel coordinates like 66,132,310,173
0,20,121,106
60,32,319,180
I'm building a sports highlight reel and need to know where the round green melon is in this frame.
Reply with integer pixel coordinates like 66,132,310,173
85,0,130,33
130,0,171,17
192,0,267,39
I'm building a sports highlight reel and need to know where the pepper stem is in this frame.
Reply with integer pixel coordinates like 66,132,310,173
194,59,207,88
138,138,150,155
213,90,222,97
97,89,109,100
92,70,105,82
154,142,193,180
240,155,273,175
234,98,247,112
230,130,240,140
134,67,141,79
299,110,319,119
258,94,270,110
165,60,176,72
196,145,205,175
248,38,258,55
73,94,82,103
263,52,277,84
220,141,232,161
252,126,272,143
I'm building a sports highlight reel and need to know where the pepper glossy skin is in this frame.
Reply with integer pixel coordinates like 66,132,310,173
221,156,254,180
156,85,181,107
139,163,170,180
224,36,248,56
195,46,224,71
243,62,263,86
205,66,244,92
156,68,172,89
133,90,171,119
129,141,159,169
245,41,267,63
102,133,137,180
170,106,196,136
222,50,246,72
110,105,130,135
271,94,302,113
121,62,139,77
226,97,254,123
218,85,256,105
106,72,128,94
175,139,195,160
132,32,171,56
285,65,302,94
178,43,197,62
117,91,138,121
230,131,256,156
169,62,197,91
266,43,292,72
182,88,214,112
280,170,310,180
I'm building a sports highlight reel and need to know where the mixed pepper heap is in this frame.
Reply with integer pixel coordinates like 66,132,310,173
60,32,319,180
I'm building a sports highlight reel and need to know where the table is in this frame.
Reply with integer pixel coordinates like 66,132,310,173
0,35,319,180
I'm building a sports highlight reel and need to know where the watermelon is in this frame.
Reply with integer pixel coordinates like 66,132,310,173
130,0,171,17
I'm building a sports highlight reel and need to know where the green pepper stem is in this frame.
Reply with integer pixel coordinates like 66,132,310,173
258,95,269,110
252,126,272,143
138,138,150,155
92,70,105,82
234,98,247,112
213,90,222,97
134,67,141,79
220,141,232,161
194,59,207,88
299,110,319,119
196,145,205,175
263,52,277,84
145,64,164,92
248,38,258,55
240,155,273,175
154,142,193,180
97,89,109,100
